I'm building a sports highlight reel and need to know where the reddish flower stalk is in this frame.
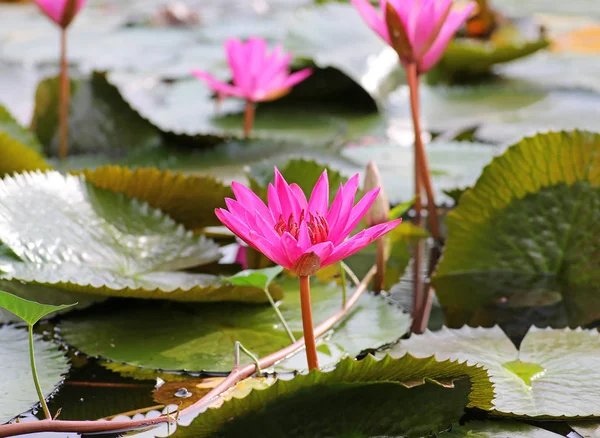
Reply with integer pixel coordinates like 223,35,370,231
215,168,400,369
34,0,86,158
192,38,312,138
299,276,318,370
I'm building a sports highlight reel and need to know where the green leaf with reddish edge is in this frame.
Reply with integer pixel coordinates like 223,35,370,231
174,354,492,438
0,325,69,424
0,171,276,303
385,325,600,418
433,130,600,327
78,165,233,230
59,278,410,373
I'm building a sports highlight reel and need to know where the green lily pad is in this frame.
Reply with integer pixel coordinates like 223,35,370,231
0,325,69,423
175,354,492,438
222,266,283,290
0,105,41,152
0,132,52,177
0,290,76,326
0,171,275,303
570,421,600,437
32,72,161,157
108,71,376,145
79,165,233,230
386,325,600,418
428,18,549,84
59,278,411,373
433,130,600,327
284,2,402,105
445,420,563,437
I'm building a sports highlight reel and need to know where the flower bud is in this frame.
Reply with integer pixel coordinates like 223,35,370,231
364,160,389,227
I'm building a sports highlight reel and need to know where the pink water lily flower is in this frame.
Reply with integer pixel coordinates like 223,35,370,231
216,168,401,276
192,37,313,103
35,0,86,28
352,0,475,73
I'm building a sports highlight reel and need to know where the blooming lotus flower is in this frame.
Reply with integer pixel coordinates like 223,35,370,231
216,168,401,276
352,0,475,73
192,38,313,103
35,0,86,28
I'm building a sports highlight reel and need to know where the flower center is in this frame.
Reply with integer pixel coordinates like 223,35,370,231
274,210,329,245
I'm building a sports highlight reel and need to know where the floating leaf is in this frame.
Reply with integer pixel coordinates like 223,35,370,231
222,266,283,290
428,18,549,83
176,354,492,437
0,132,52,177
79,165,233,230
0,105,42,152
0,171,273,303
433,131,600,327
59,278,410,373
284,3,402,105
32,72,161,156
445,420,563,437
570,421,600,437
0,290,76,326
0,325,69,423
386,326,600,417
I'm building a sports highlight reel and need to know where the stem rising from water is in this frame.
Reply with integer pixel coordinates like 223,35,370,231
299,275,319,371
59,28,69,159
28,325,52,421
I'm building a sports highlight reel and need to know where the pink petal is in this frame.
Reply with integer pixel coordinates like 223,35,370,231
323,219,402,265
267,183,282,219
274,167,301,220
302,241,335,266
255,47,292,91
35,0,85,27
412,0,436,54
247,37,268,90
231,181,273,223
327,174,360,245
307,170,329,214
215,208,254,247
252,208,282,241
281,232,303,266
191,70,245,98
290,183,308,211
327,182,345,233
225,38,248,91
297,221,312,251
248,230,290,268
278,68,313,90
341,187,380,237
351,0,390,44
419,3,475,73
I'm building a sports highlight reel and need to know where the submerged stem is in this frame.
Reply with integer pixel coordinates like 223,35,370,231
263,287,296,343
339,261,347,307
299,275,319,371
341,261,360,286
406,62,441,242
28,325,52,421
59,28,69,159
243,99,255,138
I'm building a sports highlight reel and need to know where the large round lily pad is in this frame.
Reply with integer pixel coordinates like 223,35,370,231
433,130,600,327
387,325,600,418
59,278,411,373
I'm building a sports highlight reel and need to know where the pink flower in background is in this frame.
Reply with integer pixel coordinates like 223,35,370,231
192,37,313,103
351,0,475,73
216,168,401,276
35,0,86,28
